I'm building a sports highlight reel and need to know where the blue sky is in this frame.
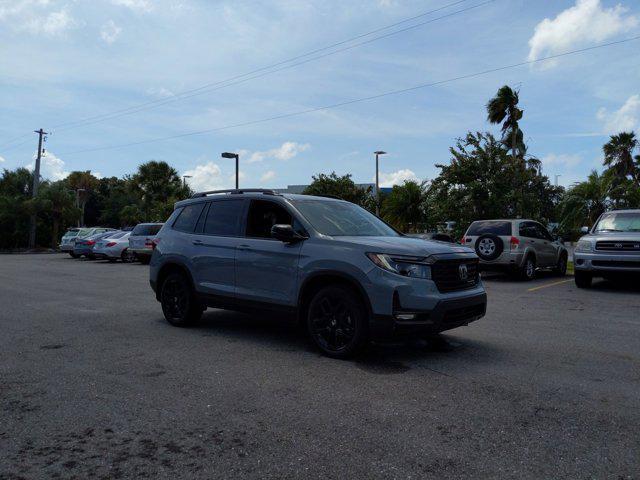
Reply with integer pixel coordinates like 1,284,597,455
1,0,639,190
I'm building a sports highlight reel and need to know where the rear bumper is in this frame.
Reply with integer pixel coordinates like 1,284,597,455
131,248,152,258
370,291,487,339
59,244,74,252
478,251,524,270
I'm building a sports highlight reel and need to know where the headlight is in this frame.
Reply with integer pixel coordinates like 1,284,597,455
575,239,593,253
366,253,431,279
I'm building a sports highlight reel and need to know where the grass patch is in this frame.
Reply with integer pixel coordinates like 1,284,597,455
567,261,574,276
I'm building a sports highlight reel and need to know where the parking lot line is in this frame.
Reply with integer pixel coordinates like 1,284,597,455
527,279,573,292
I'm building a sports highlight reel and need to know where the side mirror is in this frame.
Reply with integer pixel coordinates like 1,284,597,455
580,226,589,234
271,224,306,243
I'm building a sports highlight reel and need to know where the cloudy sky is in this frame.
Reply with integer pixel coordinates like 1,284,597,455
1,0,639,190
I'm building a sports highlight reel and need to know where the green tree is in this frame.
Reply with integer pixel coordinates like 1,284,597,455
381,181,428,232
426,132,561,238
119,204,144,226
131,161,190,221
0,168,34,248
303,172,374,210
559,170,610,233
39,182,81,248
603,132,640,187
487,85,526,160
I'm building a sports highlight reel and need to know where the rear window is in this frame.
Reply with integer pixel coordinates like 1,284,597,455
64,229,80,237
466,221,512,236
131,224,163,236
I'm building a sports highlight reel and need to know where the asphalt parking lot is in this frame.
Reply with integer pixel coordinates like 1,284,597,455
1,254,639,479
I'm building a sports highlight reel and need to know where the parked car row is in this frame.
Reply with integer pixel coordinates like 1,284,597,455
59,223,163,264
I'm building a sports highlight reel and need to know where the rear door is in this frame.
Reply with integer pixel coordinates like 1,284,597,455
191,199,246,299
235,199,303,307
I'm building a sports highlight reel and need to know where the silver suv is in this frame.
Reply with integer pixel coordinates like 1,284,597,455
149,189,487,358
574,209,640,288
462,219,568,280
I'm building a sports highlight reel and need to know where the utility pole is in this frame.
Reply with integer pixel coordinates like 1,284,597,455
28,129,48,249
374,151,386,216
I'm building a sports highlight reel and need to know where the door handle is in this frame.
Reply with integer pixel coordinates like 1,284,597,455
192,239,203,246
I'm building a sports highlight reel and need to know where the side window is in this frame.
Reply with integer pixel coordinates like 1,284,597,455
519,222,536,238
246,200,297,239
203,200,244,236
535,223,553,241
173,203,205,233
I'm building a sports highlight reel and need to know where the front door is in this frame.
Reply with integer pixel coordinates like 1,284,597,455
235,199,303,307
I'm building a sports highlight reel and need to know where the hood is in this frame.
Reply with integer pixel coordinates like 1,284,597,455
581,231,640,242
333,235,474,257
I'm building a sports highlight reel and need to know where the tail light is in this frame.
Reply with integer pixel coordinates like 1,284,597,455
106,242,116,247
87,240,95,246
460,236,467,244
510,236,520,250
151,238,160,249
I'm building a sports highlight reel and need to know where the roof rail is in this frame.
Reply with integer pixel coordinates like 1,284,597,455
191,188,278,198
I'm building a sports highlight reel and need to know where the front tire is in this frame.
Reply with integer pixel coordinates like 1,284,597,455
160,273,202,327
306,285,368,359
553,254,568,276
69,252,79,258
574,270,592,288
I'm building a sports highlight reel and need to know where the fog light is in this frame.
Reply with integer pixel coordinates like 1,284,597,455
394,313,417,321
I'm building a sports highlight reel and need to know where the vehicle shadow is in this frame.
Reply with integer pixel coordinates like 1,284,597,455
590,277,640,293
185,308,503,370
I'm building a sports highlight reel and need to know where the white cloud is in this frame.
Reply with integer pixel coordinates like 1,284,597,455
146,86,174,98
0,155,5,163
100,20,122,44
527,0,638,68
542,153,583,168
376,169,419,187
111,0,154,12
246,142,310,163
27,150,69,181
597,94,640,134
182,162,225,192
260,170,276,183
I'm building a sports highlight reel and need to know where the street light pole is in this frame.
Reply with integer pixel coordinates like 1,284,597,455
374,151,386,216
182,175,192,188
221,152,240,189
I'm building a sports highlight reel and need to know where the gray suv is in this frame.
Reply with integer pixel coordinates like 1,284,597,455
574,209,640,288
149,189,486,358
463,219,568,280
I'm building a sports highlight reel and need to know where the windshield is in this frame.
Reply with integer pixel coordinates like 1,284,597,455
291,199,398,237
105,231,126,239
594,212,640,232
63,229,80,238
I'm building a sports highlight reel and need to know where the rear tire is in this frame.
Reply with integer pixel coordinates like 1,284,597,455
121,249,132,263
69,252,79,258
139,255,150,265
160,273,202,327
574,270,592,288
306,285,368,359
520,255,536,281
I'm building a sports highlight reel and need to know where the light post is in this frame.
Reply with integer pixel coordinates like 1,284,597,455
76,188,86,227
374,150,386,216
182,175,192,188
554,174,562,187
222,152,240,189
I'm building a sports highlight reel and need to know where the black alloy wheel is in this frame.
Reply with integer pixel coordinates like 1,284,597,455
160,273,202,327
307,286,368,358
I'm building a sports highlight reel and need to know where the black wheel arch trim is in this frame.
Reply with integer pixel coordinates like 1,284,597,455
297,270,374,321
155,260,197,301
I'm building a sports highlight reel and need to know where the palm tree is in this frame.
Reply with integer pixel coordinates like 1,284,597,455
486,85,526,161
381,181,427,232
603,132,639,187
559,170,610,232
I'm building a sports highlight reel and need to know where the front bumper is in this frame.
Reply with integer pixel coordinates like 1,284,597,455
371,291,487,338
574,252,640,273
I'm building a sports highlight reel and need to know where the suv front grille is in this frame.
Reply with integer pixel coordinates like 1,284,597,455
431,259,479,293
595,241,640,251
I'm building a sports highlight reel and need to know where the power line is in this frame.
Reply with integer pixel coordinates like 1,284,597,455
49,0,489,133
59,35,640,157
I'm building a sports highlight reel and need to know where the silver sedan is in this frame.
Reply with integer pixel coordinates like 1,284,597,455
93,231,134,262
